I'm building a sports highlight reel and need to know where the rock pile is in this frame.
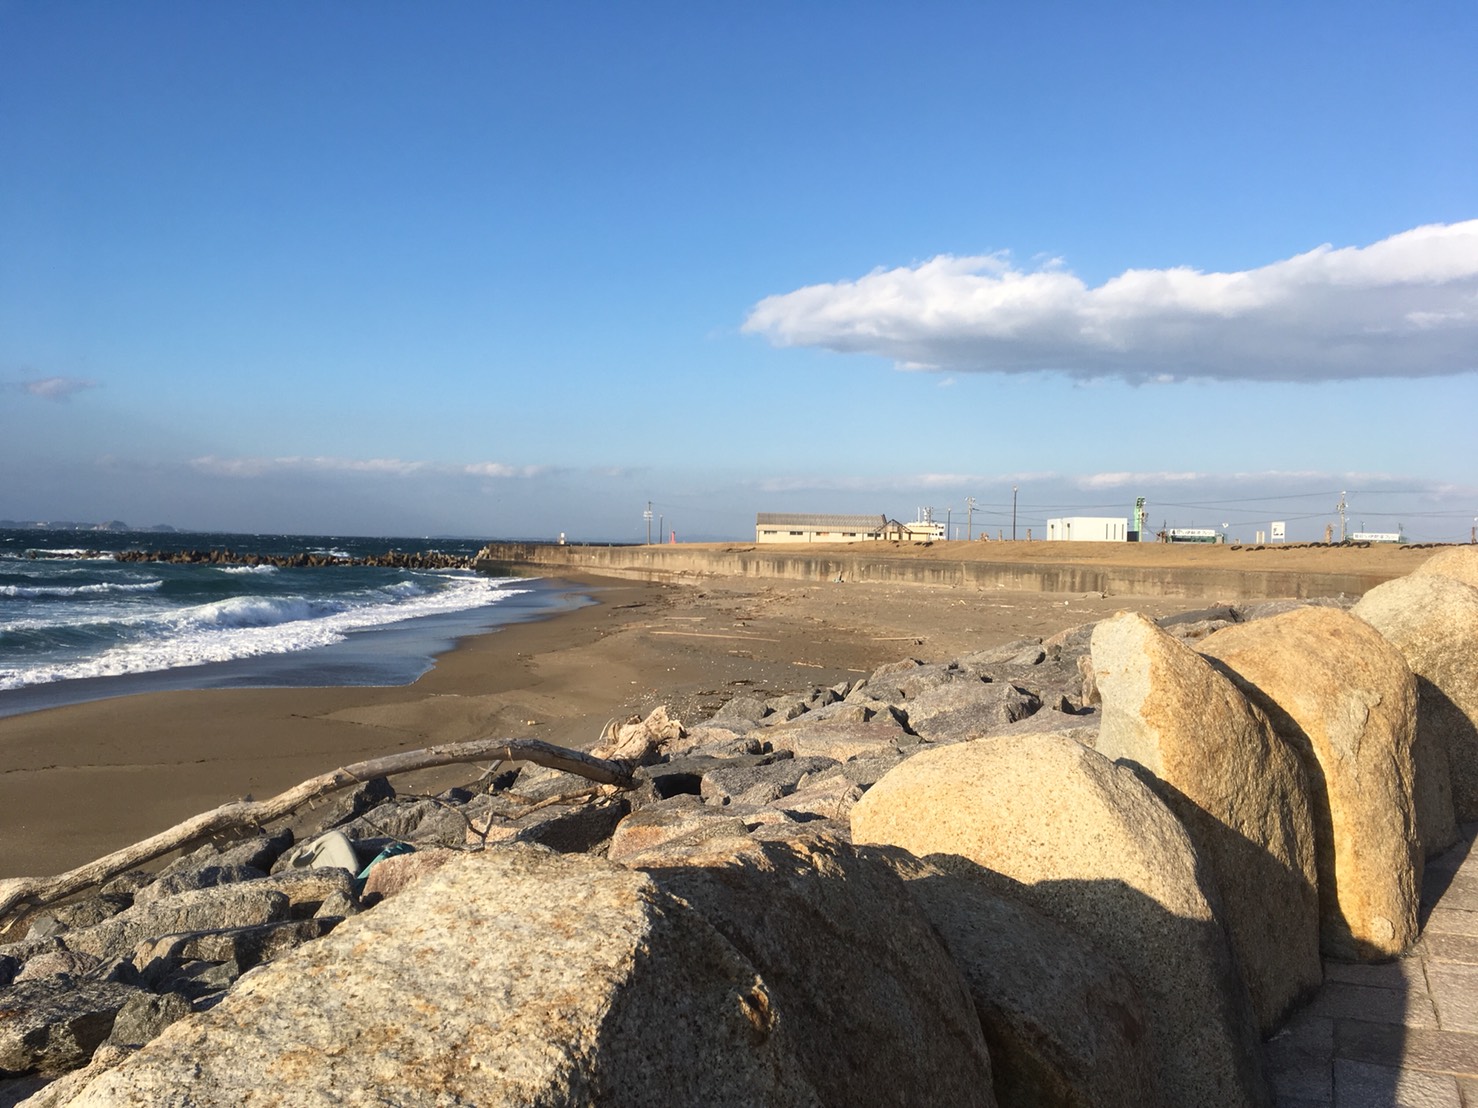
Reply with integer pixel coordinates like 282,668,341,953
108,548,475,569
4,550,1478,1106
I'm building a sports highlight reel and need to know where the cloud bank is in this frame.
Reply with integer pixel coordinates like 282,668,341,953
9,376,98,400
189,456,552,480
743,221,1478,382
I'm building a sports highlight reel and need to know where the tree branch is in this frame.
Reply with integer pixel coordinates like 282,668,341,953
0,738,633,923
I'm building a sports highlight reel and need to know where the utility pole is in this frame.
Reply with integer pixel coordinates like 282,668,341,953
1335,491,1348,543
965,496,976,541
1012,486,1018,541
644,501,653,545
946,506,952,541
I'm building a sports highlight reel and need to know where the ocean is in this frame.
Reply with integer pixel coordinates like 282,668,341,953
0,529,586,718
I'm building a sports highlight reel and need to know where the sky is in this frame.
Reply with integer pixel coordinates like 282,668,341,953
2,2,1475,543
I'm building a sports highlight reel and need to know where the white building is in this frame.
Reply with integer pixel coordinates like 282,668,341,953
754,513,939,544
1045,517,1129,542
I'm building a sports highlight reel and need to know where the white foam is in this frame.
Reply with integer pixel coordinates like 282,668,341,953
0,574,529,690
218,564,279,575
0,580,163,599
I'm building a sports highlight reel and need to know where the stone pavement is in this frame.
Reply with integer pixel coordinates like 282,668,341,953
1266,828,1478,1107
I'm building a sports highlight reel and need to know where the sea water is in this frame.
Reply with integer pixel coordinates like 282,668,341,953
0,529,584,717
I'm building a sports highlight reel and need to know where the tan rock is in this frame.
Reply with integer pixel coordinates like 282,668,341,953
359,847,459,901
869,847,1160,1108
63,848,821,1106
607,799,753,864
1200,607,1422,960
1411,547,1478,590
850,734,1269,1108
635,832,997,1108
1355,574,1478,824
1091,612,1320,1032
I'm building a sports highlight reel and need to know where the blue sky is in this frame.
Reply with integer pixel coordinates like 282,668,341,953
2,1,1475,542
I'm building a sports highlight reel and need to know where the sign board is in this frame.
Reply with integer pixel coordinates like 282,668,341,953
1270,521,1286,542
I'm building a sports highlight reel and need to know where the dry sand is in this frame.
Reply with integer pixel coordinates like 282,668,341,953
0,544,1437,879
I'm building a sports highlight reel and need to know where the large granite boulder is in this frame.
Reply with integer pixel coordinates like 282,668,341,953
1355,574,1478,822
868,847,1160,1108
1201,606,1423,959
1411,546,1478,590
634,832,997,1107
1090,612,1321,1033
850,734,1269,1108
59,848,822,1106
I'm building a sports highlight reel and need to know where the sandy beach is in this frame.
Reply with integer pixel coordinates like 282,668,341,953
0,544,1432,879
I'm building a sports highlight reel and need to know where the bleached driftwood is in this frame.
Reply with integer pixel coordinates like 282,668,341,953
0,737,634,922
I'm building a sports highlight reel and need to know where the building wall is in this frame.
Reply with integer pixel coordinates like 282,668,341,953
1045,517,1129,542
756,526,880,544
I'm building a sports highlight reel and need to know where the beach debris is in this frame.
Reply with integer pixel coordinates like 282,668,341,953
0,738,637,922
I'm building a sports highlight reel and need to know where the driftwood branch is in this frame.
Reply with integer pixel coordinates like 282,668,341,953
0,738,634,923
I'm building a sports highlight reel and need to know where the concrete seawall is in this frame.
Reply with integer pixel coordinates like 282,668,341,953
474,542,1411,600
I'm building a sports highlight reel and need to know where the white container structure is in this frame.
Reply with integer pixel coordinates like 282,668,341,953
1045,517,1129,542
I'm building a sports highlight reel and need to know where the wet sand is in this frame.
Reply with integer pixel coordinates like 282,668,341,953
0,560,1387,879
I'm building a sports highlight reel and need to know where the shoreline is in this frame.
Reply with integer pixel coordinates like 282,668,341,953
0,567,1292,879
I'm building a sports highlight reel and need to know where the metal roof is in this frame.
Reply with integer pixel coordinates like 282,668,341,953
755,513,889,529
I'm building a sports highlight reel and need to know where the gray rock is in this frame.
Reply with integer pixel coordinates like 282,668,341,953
62,849,823,1106
608,798,756,864
58,884,291,962
764,694,811,721
132,864,268,909
713,694,772,724
0,978,141,1076
257,869,360,918
104,992,192,1049
701,756,839,807
764,717,914,762
903,681,1040,743
13,949,102,985
636,832,997,1107
132,919,342,986
959,638,1046,668
210,830,295,873
634,752,776,801
467,796,631,854
987,707,1101,746
307,775,395,833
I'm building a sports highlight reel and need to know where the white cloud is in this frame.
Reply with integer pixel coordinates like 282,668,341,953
743,221,1478,382
190,456,550,480
11,376,98,400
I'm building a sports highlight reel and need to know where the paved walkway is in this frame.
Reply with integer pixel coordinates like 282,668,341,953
1267,827,1478,1107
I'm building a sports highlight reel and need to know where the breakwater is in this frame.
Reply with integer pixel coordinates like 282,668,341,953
474,541,1427,599
104,549,475,570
